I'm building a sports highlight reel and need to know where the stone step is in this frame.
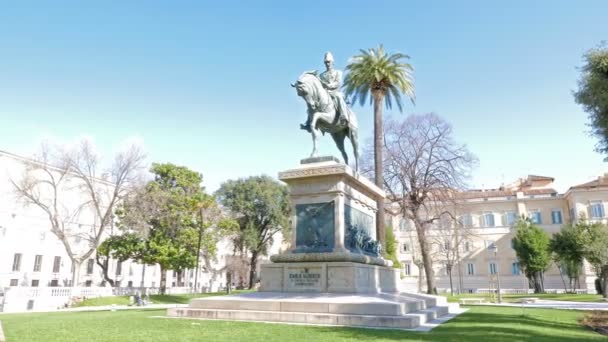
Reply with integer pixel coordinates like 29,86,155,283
189,297,425,315
167,307,451,329
168,292,455,330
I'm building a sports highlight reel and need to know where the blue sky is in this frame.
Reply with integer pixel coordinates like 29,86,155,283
1,1,607,192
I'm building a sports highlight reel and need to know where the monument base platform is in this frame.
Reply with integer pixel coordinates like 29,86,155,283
167,292,452,330
260,261,398,293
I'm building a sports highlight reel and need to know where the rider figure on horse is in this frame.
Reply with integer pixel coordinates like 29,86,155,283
300,52,352,132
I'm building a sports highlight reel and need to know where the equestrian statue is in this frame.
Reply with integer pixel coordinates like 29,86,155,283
292,52,359,171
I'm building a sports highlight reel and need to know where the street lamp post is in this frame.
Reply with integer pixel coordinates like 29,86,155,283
488,243,502,303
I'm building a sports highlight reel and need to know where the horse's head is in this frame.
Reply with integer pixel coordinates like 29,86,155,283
291,72,323,109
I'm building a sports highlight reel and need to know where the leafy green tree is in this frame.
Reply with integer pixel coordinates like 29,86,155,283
343,45,415,248
577,222,608,297
118,163,236,294
216,176,290,289
384,227,402,270
96,233,145,287
574,43,608,158
512,218,551,293
550,224,585,292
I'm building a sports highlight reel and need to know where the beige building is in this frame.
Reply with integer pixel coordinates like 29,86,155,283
392,174,608,294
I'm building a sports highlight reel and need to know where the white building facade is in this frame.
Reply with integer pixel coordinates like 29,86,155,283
0,150,280,311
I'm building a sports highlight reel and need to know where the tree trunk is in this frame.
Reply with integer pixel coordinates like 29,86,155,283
557,264,568,292
420,241,436,294
373,92,386,249
160,265,167,295
95,255,115,287
71,260,81,287
140,264,146,288
413,217,436,294
603,267,608,299
448,267,454,295
456,251,463,295
416,262,424,293
532,272,544,293
249,250,259,289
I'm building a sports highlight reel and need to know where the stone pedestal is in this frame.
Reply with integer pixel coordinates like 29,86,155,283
260,157,398,293
279,157,385,257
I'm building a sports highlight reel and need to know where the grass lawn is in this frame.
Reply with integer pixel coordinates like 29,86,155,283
74,290,254,307
1,306,605,341
442,292,604,303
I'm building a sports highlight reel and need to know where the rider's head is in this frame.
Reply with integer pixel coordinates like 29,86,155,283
324,52,334,70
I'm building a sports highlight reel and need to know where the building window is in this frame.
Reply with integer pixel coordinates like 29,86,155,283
459,214,473,227
86,259,95,275
116,261,122,276
10,279,18,286
489,262,497,275
551,209,563,224
464,241,471,252
52,256,61,273
151,281,156,287
504,211,517,226
50,279,59,287
115,280,121,287
31,279,40,287
128,280,133,288
467,263,475,275
590,201,605,218
403,263,411,276
482,212,495,227
401,243,409,253
528,210,542,224
33,255,43,272
12,253,22,272
85,280,92,287
512,262,521,275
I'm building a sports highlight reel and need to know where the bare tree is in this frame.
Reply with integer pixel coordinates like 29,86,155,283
12,139,145,286
365,113,476,294
430,213,477,295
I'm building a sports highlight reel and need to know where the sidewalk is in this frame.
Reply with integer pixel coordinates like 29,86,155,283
0,303,188,315
476,300,608,311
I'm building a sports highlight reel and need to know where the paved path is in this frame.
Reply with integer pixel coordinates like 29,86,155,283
0,303,188,315
0,320,5,342
476,300,608,311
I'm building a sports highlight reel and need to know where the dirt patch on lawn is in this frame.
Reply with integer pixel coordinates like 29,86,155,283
580,311,608,335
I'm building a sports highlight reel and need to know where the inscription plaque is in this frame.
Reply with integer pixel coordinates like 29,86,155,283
287,267,323,291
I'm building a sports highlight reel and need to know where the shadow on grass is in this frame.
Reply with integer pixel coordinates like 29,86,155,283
304,311,601,342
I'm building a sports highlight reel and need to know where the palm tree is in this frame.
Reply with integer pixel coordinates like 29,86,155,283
343,45,414,249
